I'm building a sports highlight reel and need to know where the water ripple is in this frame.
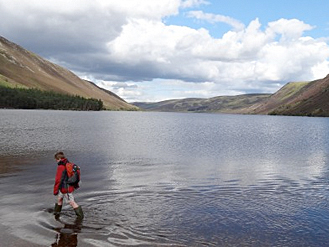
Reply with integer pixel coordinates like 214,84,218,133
2,111,329,246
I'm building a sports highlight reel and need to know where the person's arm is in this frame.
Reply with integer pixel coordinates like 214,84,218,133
53,166,64,195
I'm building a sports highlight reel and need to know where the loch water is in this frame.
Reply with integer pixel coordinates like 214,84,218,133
1,109,329,246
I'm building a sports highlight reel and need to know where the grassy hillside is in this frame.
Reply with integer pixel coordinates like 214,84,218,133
249,82,309,115
267,76,329,117
134,94,271,113
248,74,329,117
0,36,137,110
134,74,329,118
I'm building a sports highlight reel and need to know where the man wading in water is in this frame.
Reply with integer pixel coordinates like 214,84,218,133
53,151,84,219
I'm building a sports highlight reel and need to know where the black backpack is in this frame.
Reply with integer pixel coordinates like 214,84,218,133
65,162,81,185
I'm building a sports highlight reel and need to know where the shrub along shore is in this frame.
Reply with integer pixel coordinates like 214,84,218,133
0,85,104,111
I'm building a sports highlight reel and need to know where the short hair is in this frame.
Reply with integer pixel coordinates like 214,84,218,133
54,151,65,160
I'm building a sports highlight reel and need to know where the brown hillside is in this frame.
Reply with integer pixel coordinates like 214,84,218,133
0,36,137,110
250,75,329,117
249,81,309,114
270,75,329,116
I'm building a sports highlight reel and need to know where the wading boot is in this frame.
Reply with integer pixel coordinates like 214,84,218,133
54,203,62,219
74,206,84,220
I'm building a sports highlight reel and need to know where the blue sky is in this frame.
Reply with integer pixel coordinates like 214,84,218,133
0,0,329,102
167,0,329,38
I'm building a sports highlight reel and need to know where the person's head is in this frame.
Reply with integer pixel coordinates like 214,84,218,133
54,151,65,161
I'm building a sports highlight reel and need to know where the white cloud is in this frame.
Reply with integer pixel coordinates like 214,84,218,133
256,36,329,82
181,0,210,8
0,0,328,102
188,10,245,30
312,61,329,79
96,80,141,101
102,0,181,20
266,18,314,42
107,16,329,85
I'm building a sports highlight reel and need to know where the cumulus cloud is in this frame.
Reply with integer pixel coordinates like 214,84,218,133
107,16,329,83
0,0,328,102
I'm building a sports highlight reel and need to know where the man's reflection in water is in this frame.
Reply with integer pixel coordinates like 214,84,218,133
51,217,82,247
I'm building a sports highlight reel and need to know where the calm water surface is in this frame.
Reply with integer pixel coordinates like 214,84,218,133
1,109,329,246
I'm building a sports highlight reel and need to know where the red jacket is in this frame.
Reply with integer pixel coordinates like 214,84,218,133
53,158,75,195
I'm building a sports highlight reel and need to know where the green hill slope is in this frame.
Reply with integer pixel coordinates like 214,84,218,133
0,36,137,110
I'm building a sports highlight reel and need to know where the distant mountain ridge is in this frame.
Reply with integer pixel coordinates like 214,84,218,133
133,94,271,113
0,36,137,110
134,75,329,117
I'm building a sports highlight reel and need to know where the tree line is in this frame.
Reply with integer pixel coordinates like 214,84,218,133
0,86,103,111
